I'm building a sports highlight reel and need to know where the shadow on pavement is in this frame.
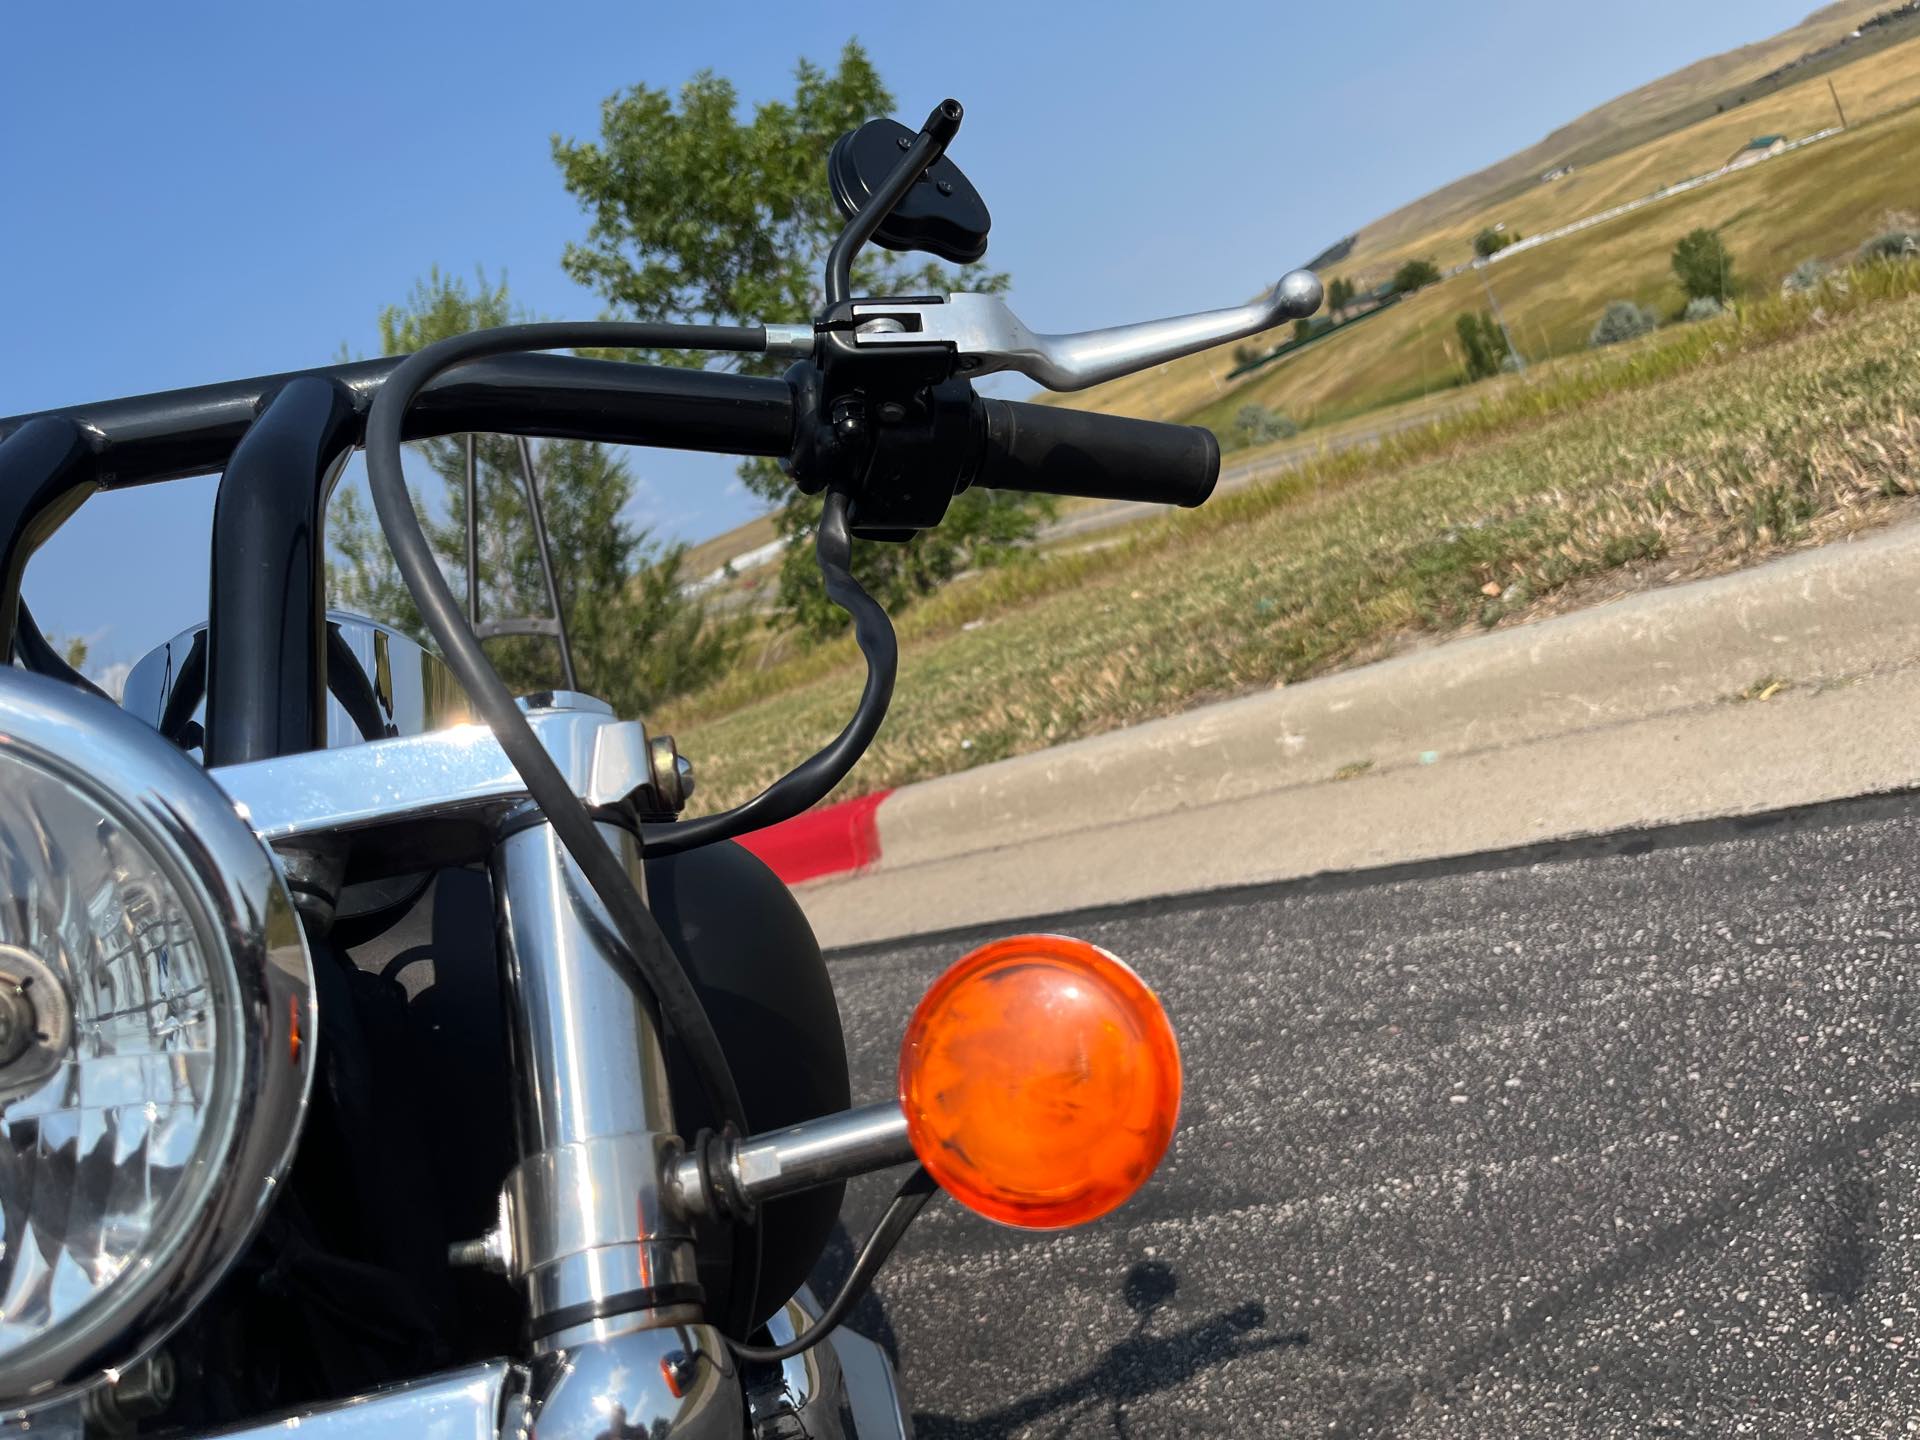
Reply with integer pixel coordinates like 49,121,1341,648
913,1259,1308,1439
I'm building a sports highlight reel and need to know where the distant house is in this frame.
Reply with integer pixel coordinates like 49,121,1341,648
1726,135,1787,169
1540,164,1575,183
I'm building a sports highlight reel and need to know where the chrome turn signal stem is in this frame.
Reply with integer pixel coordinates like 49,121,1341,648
668,1102,916,1222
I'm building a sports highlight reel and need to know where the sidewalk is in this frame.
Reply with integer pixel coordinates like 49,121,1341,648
760,518,1920,949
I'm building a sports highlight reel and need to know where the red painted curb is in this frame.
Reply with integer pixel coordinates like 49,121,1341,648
737,789,893,885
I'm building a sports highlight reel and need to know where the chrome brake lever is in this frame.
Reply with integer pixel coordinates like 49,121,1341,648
849,269,1322,391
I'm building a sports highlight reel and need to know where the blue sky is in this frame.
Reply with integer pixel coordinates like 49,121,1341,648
2,0,1829,677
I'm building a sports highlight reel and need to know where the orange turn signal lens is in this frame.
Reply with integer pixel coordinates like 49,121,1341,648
897,934,1182,1229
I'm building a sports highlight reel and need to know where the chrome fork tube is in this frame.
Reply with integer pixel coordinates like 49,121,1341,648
491,815,743,1438
490,817,702,1342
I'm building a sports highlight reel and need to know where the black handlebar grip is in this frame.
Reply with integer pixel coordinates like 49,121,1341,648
974,399,1221,509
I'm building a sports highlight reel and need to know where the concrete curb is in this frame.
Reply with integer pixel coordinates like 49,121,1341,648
737,517,1920,912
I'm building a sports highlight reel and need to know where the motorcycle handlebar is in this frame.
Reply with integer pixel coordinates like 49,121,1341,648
973,398,1220,509
2,357,1226,515
0,354,797,491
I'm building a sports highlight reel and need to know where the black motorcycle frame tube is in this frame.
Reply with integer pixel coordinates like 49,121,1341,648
0,355,794,725
0,354,795,492
202,376,359,767
0,416,94,663
13,599,111,701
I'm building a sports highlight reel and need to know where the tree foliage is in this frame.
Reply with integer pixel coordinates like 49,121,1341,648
1671,228,1736,302
1325,276,1356,314
551,42,1053,638
328,268,739,713
1455,311,1511,381
1392,258,1442,294
1472,226,1520,259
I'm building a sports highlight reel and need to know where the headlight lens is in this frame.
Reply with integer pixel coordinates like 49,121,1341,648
0,670,313,1412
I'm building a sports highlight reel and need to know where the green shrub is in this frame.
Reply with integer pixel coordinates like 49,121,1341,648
1672,228,1736,302
1473,226,1520,259
1780,258,1831,295
1232,404,1300,447
1861,231,1920,263
1589,300,1659,347
1456,311,1512,380
1392,258,1443,294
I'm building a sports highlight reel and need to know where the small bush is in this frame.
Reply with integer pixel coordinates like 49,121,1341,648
1233,404,1300,447
1860,231,1920,263
1780,258,1830,295
1392,258,1443,294
1589,300,1659,348
1683,296,1727,322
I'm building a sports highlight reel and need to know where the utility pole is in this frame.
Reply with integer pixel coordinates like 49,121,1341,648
1828,77,1849,131
1476,260,1527,373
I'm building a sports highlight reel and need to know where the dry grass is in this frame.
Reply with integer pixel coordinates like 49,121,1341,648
661,262,1920,811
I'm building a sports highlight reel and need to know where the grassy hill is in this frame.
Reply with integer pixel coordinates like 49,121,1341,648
1057,19,1920,428
1347,0,1910,280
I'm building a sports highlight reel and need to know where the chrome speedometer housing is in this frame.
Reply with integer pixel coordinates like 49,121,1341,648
0,668,314,1413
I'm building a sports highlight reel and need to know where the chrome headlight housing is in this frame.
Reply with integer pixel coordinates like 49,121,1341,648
0,669,314,1412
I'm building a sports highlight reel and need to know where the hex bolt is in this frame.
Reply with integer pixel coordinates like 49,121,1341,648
448,1226,511,1274
936,179,954,196
83,1351,176,1435
876,401,908,424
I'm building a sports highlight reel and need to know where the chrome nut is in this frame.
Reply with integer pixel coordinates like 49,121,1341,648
648,735,687,813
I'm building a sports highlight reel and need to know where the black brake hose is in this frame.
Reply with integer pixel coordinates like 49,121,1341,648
641,487,896,855
728,1166,940,1365
363,321,759,1146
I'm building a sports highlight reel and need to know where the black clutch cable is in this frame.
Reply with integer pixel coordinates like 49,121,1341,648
364,320,909,1343
641,485,895,856
364,321,764,1142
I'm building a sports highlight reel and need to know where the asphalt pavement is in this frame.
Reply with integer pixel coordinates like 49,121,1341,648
817,789,1920,1437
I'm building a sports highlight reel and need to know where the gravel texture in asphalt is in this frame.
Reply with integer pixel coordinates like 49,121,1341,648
815,791,1920,1437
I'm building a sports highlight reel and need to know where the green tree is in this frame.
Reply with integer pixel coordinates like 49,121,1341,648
327,268,739,713
1326,276,1355,314
1392,258,1443,294
1455,311,1511,381
1473,226,1520,259
551,41,1053,639
1671,228,1736,302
